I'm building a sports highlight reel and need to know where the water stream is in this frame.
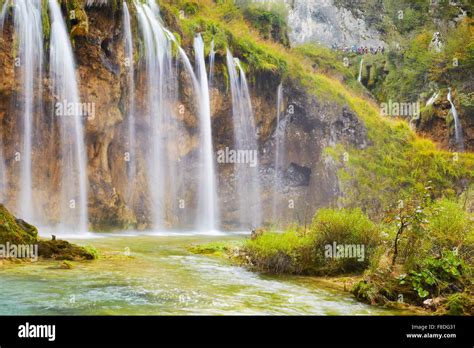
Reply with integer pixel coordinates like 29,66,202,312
447,88,464,152
0,235,408,315
194,34,218,232
226,50,262,230
49,0,88,232
122,1,137,203
13,0,43,222
272,83,285,225
358,58,364,83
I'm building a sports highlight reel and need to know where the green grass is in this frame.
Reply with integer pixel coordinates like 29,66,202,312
241,209,382,275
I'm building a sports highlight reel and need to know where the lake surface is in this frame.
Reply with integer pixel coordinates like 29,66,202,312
0,234,406,315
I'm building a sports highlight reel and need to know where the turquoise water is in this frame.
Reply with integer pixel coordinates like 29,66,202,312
0,234,405,315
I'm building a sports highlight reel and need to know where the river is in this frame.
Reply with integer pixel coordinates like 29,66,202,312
0,234,406,315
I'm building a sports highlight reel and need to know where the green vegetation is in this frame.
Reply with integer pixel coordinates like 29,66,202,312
240,209,381,275
242,4,289,47
38,239,99,261
351,192,473,314
153,3,474,216
195,193,472,314
0,205,98,262
0,205,38,245
188,241,238,256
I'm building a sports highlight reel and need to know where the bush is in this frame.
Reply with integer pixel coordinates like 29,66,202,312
243,5,289,46
311,209,381,274
354,196,473,312
241,209,381,275
446,293,473,316
244,228,314,274
399,250,469,300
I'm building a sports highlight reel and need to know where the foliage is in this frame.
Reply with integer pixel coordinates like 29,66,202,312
242,5,289,46
352,194,472,312
0,205,38,245
241,209,381,275
427,198,473,253
399,251,468,299
384,184,432,266
243,228,315,274
446,293,473,315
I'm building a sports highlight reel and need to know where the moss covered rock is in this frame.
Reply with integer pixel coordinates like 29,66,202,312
38,238,98,261
0,204,38,245
0,205,97,261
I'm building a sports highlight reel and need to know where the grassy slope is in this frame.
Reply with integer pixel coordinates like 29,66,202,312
159,0,473,217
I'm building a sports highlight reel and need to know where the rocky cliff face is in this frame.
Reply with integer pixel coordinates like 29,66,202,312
259,0,384,48
0,3,370,230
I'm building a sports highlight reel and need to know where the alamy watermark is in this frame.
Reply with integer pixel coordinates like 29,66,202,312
55,100,96,120
0,242,38,261
216,147,258,167
324,242,365,262
381,100,420,118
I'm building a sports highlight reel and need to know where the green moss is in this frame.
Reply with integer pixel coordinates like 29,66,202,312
295,44,354,81
59,260,74,269
351,280,379,304
0,205,38,245
83,245,100,259
41,0,50,39
188,241,231,255
38,239,98,261
446,293,473,316
325,89,474,217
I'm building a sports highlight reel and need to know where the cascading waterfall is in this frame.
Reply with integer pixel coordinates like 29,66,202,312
135,0,220,231
358,58,364,83
426,91,439,107
208,40,215,88
194,34,218,231
272,83,285,225
122,1,137,202
49,0,88,232
136,0,197,229
135,0,171,228
13,0,43,222
447,88,464,151
226,49,262,229
0,0,8,32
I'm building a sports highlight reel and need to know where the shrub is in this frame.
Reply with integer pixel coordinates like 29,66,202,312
241,209,381,275
399,250,468,302
428,199,473,253
243,228,315,274
242,5,289,46
446,293,473,316
311,209,381,274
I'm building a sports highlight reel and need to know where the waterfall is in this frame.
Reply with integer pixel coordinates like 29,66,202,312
226,49,262,230
123,2,136,202
208,40,215,88
426,91,439,107
272,83,285,226
0,0,8,32
13,0,43,222
49,0,88,232
358,58,364,83
194,34,218,231
135,0,184,229
447,88,464,152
